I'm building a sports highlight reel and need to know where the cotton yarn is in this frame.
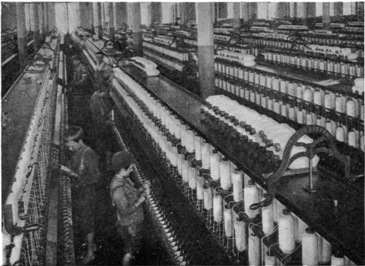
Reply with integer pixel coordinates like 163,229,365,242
302,228,318,266
248,228,261,266
213,193,223,223
232,170,243,202
278,209,295,254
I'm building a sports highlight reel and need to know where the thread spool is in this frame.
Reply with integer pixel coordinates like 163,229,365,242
325,120,336,136
180,124,186,147
262,200,274,235
306,112,314,125
335,125,345,142
264,248,276,266
294,215,308,243
232,170,243,202
213,194,223,223
346,98,357,118
196,173,204,200
210,151,221,181
261,95,267,108
201,142,210,169
272,78,279,91
289,105,295,121
233,212,247,251
335,96,345,113
186,130,195,153
175,119,181,139
188,166,197,189
177,153,183,175
303,87,313,102
273,199,285,222
331,250,345,266
278,209,295,254
203,187,213,210
281,104,287,117
220,158,231,190
318,235,332,264
182,160,189,183
314,89,322,105
296,85,303,99
288,82,294,96
267,97,273,111
224,207,233,237
244,180,260,219
243,174,250,188
194,135,202,161
302,228,318,266
348,129,358,148
324,92,334,109
248,228,261,266
170,144,178,167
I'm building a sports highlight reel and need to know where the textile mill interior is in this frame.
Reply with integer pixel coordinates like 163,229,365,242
1,2,364,266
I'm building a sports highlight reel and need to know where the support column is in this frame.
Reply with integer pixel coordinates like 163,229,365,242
227,2,234,19
128,3,142,56
307,3,316,17
242,2,249,22
277,2,290,18
93,3,102,39
115,3,127,28
113,3,117,29
301,3,308,25
186,3,196,24
197,3,215,100
323,2,330,30
30,3,40,51
151,2,162,25
43,3,48,34
334,2,343,17
39,3,45,41
107,3,115,42
46,3,55,33
141,2,152,27
24,4,30,35
16,3,27,66
293,2,298,18
101,3,105,29
249,3,258,20
232,2,241,34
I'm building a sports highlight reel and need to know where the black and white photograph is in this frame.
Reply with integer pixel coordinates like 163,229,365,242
1,1,364,265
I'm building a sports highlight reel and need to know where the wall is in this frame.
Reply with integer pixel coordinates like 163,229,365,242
2,2,17,32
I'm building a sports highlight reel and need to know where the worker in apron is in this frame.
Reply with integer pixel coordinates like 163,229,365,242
60,126,101,264
109,151,150,266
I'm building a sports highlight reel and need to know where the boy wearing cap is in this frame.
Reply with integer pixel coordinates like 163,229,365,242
110,151,150,266
68,55,92,126
60,126,101,264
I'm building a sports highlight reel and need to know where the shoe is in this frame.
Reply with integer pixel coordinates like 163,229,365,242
122,253,133,266
80,252,95,265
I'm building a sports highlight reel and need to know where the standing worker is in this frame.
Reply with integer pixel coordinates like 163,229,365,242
68,55,92,128
90,51,115,170
90,51,114,125
110,151,150,266
60,126,101,265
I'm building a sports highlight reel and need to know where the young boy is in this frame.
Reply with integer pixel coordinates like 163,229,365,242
109,151,150,266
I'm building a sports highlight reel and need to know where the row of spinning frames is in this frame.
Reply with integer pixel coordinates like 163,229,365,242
109,66,357,266
2,32,63,266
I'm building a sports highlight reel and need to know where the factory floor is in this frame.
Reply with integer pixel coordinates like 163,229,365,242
67,75,171,266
